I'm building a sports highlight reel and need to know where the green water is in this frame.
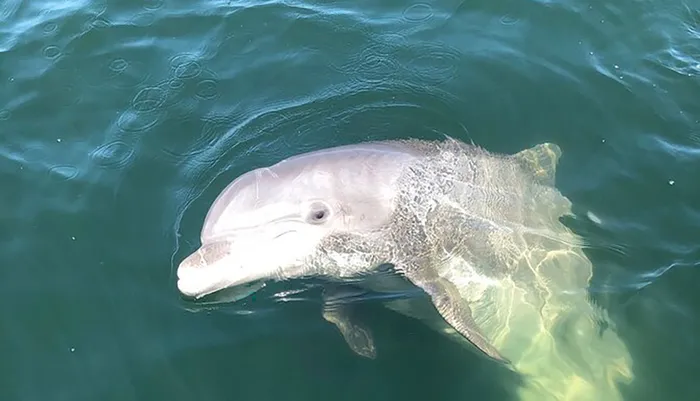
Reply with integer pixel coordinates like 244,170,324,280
2,0,699,400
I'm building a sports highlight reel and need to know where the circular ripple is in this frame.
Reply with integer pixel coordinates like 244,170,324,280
109,58,128,73
79,58,150,90
43,45,61,59
131,12,155,27
403,3,434,22
379,32,409,48
156,78,186,107
132,86,167,112
49,165,79,181
175,61,202,80
170,54,202,80
195,79,219,100
332,42,401,85
143,0,164,10
90,140,136,169
83,16,111,31
0,109,10,120
117,108,164,133
169,79,185,90
43,22,58,35
404,42,461,85
500,14,519,25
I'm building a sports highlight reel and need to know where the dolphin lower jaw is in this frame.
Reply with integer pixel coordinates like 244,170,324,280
176,254,266,299
176,269,228,299
176,248,313,299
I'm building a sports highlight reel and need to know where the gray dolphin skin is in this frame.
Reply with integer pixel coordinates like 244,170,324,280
177,137,634,401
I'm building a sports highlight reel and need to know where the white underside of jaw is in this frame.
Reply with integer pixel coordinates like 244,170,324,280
177,266,233,299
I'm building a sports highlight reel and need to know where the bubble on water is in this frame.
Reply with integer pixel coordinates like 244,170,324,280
49,165,79,181
403,3,433,22
43,45,61,59
132,86,167,112
0,110,10,120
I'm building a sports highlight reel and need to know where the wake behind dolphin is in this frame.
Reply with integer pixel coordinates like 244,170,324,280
176,136,633,401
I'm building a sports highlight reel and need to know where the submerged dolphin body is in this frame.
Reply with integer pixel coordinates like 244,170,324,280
177,137,634,401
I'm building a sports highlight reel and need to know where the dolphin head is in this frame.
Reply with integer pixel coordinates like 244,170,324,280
176,142,420,299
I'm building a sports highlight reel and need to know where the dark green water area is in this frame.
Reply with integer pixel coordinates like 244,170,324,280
1,0,699,400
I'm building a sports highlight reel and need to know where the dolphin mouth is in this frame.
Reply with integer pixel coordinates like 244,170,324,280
176,243,271,299
176,249,236,299
176,267,232,299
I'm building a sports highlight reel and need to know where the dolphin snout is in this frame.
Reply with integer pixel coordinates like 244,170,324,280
176,253,211,298
176,246,232,299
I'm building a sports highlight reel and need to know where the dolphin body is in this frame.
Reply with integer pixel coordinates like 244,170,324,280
177,137,633,401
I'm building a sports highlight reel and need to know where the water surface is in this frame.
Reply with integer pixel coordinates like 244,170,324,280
1,0,699,400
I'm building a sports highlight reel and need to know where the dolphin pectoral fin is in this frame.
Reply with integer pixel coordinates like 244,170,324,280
321,287,377,359
402,269,508,364
322,304,377,359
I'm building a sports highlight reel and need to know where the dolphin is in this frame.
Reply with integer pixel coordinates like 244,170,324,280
177,137,505,360
176,137,634,400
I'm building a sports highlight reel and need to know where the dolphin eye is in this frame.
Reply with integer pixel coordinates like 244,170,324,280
307,202,330,224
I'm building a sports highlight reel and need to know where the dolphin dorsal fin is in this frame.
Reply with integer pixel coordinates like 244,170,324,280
512,142,562,186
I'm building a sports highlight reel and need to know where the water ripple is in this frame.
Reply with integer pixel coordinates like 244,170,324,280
649,134,700,161
170,53,203,80
621,261,700,291
330,39,402,85
159,113,238,164
132,87,167,112
48,165,80,181
402,3,434,23
130,12,156,27
89,140,136,170
399,40,462,85
2,1,700,399
656,44,700,77
116,108,164,134
1,0,22,23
